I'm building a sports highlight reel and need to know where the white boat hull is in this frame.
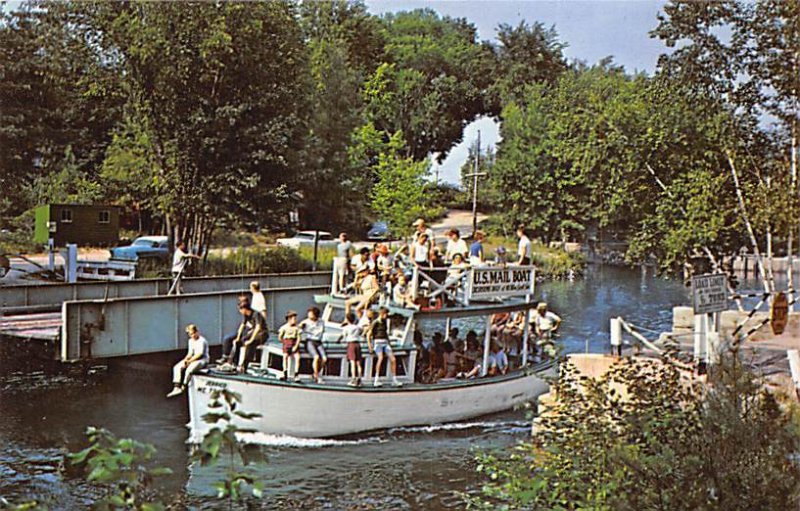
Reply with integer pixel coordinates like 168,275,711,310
188,370,550,439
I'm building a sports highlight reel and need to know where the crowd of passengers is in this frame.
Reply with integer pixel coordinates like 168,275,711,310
165,218,554,395
334,218,536,313
167,289,561,396
412,301,561,384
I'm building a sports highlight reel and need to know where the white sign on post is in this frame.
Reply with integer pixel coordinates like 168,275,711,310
691,273,728,314
468,266,535,300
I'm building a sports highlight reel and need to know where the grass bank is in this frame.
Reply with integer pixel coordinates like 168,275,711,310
481,235,585,278
136,246,336,279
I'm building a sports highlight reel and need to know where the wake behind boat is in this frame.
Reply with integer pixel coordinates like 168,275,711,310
188,262,555,439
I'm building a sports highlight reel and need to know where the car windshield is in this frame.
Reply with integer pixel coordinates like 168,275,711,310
132,239,152,246
296,233,314,240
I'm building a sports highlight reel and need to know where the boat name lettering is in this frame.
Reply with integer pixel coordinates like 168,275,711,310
469,268,533,299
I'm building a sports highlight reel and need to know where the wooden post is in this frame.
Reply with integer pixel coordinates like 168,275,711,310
521,310,530,367
788,349,800,401
312,229,319,272
610,317,622,357
694,314,708,374
482,314,491,377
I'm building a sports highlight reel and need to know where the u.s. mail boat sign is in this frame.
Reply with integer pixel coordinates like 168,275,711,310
467,266,535,300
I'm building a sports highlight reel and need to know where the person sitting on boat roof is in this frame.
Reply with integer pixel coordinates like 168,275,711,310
367,307,402,387
376,244,393,282
469,230,485,266
392,273,417,309
394,244,411,273
167,324,209,397
337,312,363,387
345,266,380,316
431,246,446,268
278,310,302,382
299,307,327,384
494,245,508,266
445,229,469,263
349,248,374,283
488,342,509,376
532,302,561,359
249,281,267,322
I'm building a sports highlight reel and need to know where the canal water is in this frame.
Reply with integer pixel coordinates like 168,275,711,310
1,265,691,509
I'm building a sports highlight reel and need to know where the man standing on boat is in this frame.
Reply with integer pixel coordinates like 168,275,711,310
532,302,561,359
167,324,209,397
516,225,532,266
333,232,352,295
300,307,327,383
367,307,402,387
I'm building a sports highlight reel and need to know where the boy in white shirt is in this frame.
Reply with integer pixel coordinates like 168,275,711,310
249,281,267,322
337,312,364,387
167,324,209,397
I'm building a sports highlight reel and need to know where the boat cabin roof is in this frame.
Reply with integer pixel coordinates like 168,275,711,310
315,294,540,320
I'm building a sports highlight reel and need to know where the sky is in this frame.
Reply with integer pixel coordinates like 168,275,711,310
365,0,670,185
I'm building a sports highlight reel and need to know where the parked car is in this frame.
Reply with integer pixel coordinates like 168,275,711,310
109,235,169,261
367,221,390,241
276,231,337,249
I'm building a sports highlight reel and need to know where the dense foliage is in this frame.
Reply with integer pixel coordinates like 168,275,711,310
1,0,796,270
0,1,569,252
473,355,800,510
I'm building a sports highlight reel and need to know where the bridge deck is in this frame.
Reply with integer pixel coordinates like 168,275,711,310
0,312,61,341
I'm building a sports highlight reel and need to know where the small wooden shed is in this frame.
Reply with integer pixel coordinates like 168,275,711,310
34,204,121,247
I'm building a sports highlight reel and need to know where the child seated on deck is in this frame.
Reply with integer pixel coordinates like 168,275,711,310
345,267,380,315
392,273,417,309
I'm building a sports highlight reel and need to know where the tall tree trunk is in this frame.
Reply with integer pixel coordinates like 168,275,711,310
727,153,771,295
646,163,745,310
789,118,798,309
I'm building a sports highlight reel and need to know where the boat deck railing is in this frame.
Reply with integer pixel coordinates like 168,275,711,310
329,263,537,312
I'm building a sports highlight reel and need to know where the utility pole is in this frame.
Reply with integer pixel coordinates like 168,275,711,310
464,130,486,237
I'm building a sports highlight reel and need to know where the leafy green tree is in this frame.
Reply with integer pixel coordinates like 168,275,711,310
652,0,800,259
367,128,431,237
295,1,382,232
473,354,800,510
0,4,123,218
490,21,567,105
93,1,308,251
370,9,496,161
